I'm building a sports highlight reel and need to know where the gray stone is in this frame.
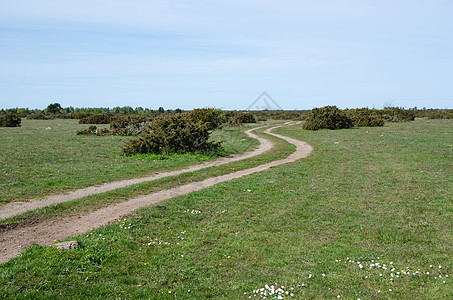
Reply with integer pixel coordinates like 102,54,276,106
54,241,79,250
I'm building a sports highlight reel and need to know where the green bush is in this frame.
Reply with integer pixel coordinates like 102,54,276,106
235,113,256,124
0,113,21,127
381,108,415,122
222,112,257,126
79,114,113,124
188,108,225,130
346,108,385,127
122,114,223,156
76,126,110,136
109,115,152,136
27,113,54,120
428,112,453,119
303,106,353,130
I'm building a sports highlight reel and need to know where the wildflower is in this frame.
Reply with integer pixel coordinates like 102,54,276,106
168,291,171,293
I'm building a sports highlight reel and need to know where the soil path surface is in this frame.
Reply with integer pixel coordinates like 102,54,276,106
0,123,312,264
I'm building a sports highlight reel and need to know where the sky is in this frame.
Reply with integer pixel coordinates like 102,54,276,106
0,0,452,110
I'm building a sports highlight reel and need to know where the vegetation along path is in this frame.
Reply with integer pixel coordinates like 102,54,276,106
0,122,313,263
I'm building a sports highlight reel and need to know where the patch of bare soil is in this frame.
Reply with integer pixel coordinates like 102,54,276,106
0,123,312,264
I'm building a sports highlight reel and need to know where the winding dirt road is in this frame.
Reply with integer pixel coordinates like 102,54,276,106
0,123,312,264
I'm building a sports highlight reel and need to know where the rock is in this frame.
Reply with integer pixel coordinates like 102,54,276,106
54,241,79,250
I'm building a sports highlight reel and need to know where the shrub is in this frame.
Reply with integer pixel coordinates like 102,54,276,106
188,108,226,130
428,112,453,119
303,106,353,130
27,113,54,120
79,114,113,124
109,115,152,136
76,126,110,136
0,113,21,127
346,108,385,127
381,108,415,122
235,113,256,124
122,114,223,156
222,112,257,127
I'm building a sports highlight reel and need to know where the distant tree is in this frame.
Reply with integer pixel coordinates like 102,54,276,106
158,107,165,114
121,106,134,114
46,103,62,114
175,108,183,114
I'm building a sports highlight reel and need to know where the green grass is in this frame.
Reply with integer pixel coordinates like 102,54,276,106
0,119,259,204
0,124,294,228
1,119,452,299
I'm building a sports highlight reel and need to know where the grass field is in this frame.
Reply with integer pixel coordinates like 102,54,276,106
0,119,452,299
0,119,260,204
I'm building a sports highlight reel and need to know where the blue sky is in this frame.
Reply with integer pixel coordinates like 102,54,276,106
1,0,452,110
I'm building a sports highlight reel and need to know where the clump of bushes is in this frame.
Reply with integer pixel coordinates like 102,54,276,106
79,114,113,124
188,108,226,130
381,107,415,122
109,115,152,136
428,111,453,119
0,113,21,127
27,113,54,120
346,108,385,127
122,113,223,156
222,112,257,126
235,113,256,124
76,126,110,136
303,106,354,130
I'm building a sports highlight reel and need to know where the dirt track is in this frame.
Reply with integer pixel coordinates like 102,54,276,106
0,123,312,264
0,126,272,220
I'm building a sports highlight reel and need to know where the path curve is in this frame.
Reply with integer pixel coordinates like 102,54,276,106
0,126,273,220
0,123,312,264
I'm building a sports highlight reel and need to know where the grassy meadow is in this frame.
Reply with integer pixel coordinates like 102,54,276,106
0,118,452,299
0,119,260,204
